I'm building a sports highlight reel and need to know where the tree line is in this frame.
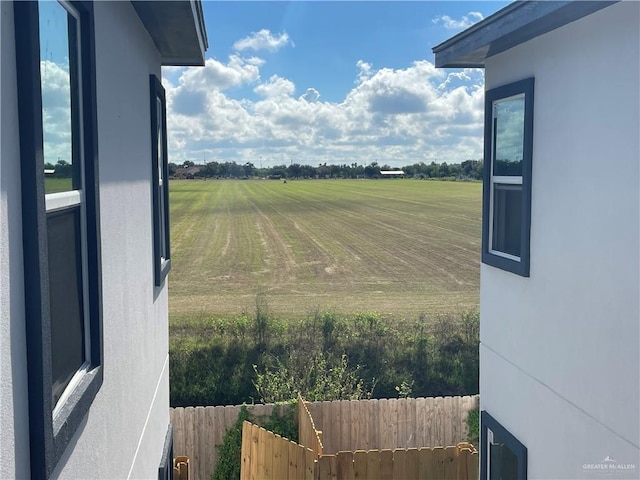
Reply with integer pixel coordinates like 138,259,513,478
170,159,483,180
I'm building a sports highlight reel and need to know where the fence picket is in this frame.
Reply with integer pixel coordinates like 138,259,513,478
366,449,380,480
444,445,458,480
430,447,445,480
393,449,407,480
380,449,393,479
317,455,337,480
353,450,368,479
337,451,355,480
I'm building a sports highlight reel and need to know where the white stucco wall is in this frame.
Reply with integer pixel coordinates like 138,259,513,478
481,2,640,478
53,2,170,478
0,3,31,478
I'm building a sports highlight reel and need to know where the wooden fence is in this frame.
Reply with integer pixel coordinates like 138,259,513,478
171,395,478,480
240,421,478,480
240,421,316,480
305,395,478,454
297,394,324,457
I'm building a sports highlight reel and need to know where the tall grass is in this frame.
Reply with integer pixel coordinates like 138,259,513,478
169,306,479,407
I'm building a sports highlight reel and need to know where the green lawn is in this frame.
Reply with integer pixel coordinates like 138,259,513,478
169,179,481,323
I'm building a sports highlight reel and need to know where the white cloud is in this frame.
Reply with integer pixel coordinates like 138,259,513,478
300,88,320,103
164,58,485,167
233,29,292,52
433,12,484,30
254,75,295,98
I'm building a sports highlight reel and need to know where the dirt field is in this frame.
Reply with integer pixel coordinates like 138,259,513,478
169,179,481,322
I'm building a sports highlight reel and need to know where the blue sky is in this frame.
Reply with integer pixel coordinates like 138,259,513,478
163,1,510,168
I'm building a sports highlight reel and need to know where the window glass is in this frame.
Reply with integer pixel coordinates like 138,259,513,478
492,184,522,257
39,2,79,194
489,428,519,480
493,95,524,177
47,209,86,406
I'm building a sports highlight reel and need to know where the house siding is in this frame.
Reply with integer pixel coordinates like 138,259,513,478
481,2,639,478
1,1,172,478
53,2,170,478
0,2,31,478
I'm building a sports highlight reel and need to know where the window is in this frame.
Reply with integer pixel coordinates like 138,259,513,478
481,411,528,480
150,75,171,286
158,425,174,480
482,78,534,276
15,1,102,477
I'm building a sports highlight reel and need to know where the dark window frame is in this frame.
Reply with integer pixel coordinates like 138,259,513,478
482,77,534,277
150,74,171,286
481,411,528,480
158,424,174,480
14,2,103,477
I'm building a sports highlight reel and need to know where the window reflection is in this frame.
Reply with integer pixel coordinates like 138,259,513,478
493,96,525,177
40,1,78,194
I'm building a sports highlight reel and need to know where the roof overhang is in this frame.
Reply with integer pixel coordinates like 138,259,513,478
132,1,208,66
433,1,618,68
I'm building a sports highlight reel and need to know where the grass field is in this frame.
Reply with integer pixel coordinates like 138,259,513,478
169,179,481,323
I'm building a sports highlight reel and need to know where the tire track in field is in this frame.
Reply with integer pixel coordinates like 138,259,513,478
243,191,298,292
273,184,475,289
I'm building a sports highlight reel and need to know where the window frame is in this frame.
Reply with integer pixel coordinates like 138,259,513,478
14,1,103,477
482,77,534,277
481,411,528,480
150,74,171,286
158,424,175,480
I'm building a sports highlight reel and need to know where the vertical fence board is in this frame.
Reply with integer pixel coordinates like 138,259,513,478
389,399,399,450
240,422,249,480
263,430,274,479
366,449,380,480
397,399,407,449
337,451,355,480
171,408,184,456
340,400,351,452
415,398,426,448
444,445,458,480
350,399,360,451
205,407,216,478
406,398,417,448
457,448,470,480
367,399,378,451
377,399,390,450
273,434,288,480
256,427,266,479
184,407,195,478
418,448,432,480
288,441,299,480
430,447,445,480
393,449,407,480
249,422,259,480
379,450,393,480
353,450,368,480
406,448,419,479
469,451,479,480
304,448,315,480
317,455,337,480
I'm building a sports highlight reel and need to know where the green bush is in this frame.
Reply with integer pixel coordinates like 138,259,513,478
212,402,298,480
170,307,479,407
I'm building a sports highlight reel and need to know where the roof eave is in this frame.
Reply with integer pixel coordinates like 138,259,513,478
133,0,209,67
433,1,618,69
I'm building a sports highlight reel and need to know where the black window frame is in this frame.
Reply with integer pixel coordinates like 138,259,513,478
150,74,171,286
14,1,103,477
158,424,174,480
481,411,528,480
482,77,534,277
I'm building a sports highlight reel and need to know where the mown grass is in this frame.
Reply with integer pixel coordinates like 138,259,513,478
169,179,481,324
